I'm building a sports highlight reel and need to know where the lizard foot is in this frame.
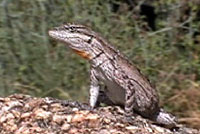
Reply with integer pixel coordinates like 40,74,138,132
121,116,135,125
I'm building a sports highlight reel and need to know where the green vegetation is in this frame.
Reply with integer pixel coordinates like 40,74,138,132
0,0,199,128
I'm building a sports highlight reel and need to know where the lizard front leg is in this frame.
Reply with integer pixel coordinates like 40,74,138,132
89,68,100,108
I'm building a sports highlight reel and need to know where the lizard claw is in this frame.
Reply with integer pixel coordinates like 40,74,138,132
81,103,94,111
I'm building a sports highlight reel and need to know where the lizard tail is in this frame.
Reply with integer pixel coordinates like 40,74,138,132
152,108,177,128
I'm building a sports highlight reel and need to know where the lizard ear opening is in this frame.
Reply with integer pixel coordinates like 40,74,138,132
87,35,93,44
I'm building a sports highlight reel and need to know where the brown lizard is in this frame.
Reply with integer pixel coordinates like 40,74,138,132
48,23,177,128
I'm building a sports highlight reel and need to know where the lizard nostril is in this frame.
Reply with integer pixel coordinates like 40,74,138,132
64,25,68,28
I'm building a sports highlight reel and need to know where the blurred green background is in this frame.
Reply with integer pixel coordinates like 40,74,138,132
0,0,200,128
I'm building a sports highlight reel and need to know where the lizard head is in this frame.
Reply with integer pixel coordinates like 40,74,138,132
48,23,105,60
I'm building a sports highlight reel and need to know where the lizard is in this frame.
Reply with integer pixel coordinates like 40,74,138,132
48,23,177,128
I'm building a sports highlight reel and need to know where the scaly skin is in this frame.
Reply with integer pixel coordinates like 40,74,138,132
48,23,177,128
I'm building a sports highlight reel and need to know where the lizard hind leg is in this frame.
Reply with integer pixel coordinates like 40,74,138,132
124,89,136,123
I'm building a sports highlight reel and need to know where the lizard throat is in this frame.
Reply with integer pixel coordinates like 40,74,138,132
72,49,92,60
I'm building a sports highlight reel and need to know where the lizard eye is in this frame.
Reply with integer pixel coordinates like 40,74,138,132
63,25,75,32
70,27,74,31
87,36,93,43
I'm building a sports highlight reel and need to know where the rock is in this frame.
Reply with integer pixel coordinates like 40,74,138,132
0,94,199,134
